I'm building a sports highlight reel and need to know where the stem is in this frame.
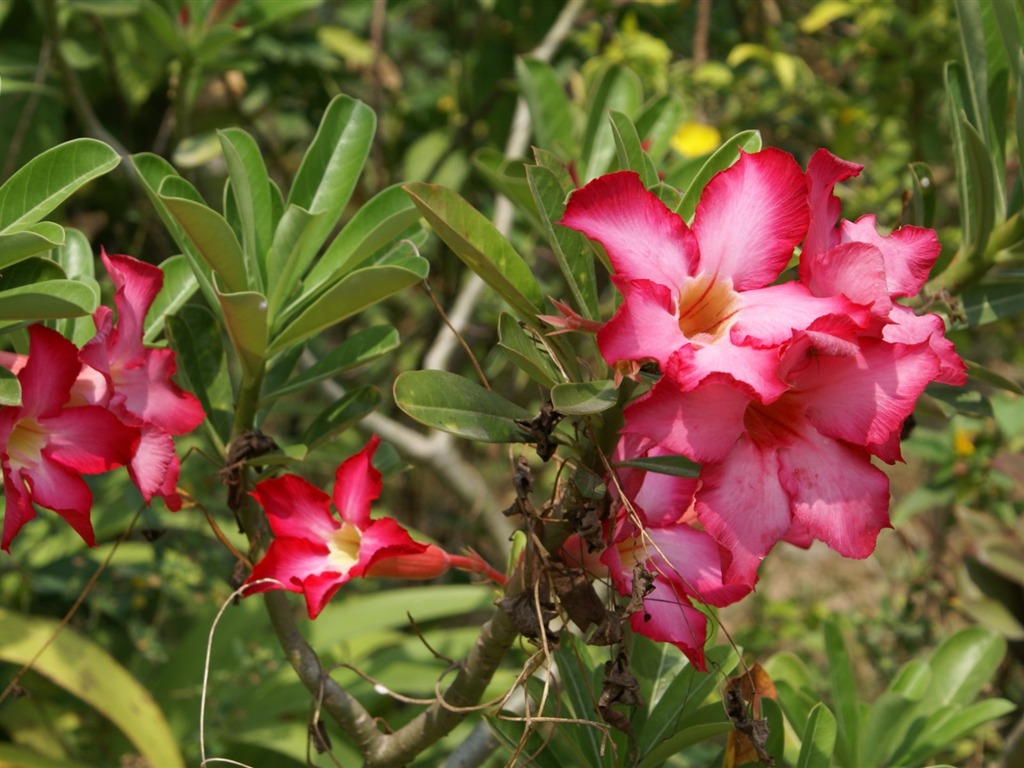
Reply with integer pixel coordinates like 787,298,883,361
925,210,1024,296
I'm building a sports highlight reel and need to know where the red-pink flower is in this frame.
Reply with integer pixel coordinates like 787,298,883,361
559,151,862,398
78,251,205,510
0,326,139,551
562,436,749,669
623,333,940,587
244,436,504,619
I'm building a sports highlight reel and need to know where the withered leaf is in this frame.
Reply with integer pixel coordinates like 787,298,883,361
587,610,624,647
497,586,558,645
550,565,607,632
623,563,655,618
722,663,778,767
597,651,643,738
515,400,562,461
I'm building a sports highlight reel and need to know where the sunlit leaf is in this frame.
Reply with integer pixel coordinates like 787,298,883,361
143,254,200,342
795,702,836,768
516,57,575,155
219,127,273,287
551,380,617,415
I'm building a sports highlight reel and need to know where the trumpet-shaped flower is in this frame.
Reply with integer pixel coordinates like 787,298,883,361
0,326,139,551
244,436,504,619
78,251,205,509
559,151,863,399
624,333,940,587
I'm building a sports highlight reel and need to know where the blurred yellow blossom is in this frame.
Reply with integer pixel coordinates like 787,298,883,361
671,121,721,158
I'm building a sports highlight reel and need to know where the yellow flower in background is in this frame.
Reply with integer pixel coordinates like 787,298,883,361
671,121,722,158
953,427,976,457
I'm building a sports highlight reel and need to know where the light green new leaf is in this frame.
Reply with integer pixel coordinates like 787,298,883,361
160,191,250,294
405,182,544,322
613,454,700,479
300,385,381,452
0,280,97,320
676,130,762,221
0,607,184,768
304,183,421,297
796,703,836,768
261,324,399,402
269,242,427,354
516,57,575,155
609,110,658,186
219,127,273,285
0,367,20,406
923,626,1006,708
551,380,617,415
0,138,120,232
497,312,562,389
394,370,533,443
824,619,860,768
287,94,375,254
215,278,268,384
143,254,200,342
0,223,65,269
264,203,325,325
0,743,93,768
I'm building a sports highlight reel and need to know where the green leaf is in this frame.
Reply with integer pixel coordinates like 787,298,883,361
795,703,836,768
0,744,93,768
404,182,544,321
286,94,375,256
0,366,20,406
159,191,250,294
497,312,562,388
303,183,422,298
923,626,1005,708
215,279,268,384
763,697,786,764
550,380,617,415
676,130,763,221
0,606,184,768
219,127,273,286
0,223,65,269
613,454,700,479
394,370,533,442
52,228,99,345
553,634,604,764
262,324,400,403
0,280,97,320
895,698,1016,767
823,619,860,768
609,110,658,187
143,254,200,342
269,242,427,354
581,64,643,181
965,358,1024,393
635,95,683,163
861,691,922,767
0,138,120,231
165,305,232,443
263,203,324,325
472,148,544,231
908,162,937,229
516,57,575,155
300,385,381,452
955,281,1024,327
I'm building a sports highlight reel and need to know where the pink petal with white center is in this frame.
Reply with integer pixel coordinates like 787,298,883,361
680,341,787,403
333,436,382,528
629,583,710,670
251,474,339,542
632,463,699,528
840,216,940,297
244,536,342,618
644,525,750,607
20,456,96,546
884,305,967,385
691,149,809,291
127,426,177,504
101,251,164,360
796,338,939,446
559,171,698,287
696,438,793,587
732,282,868,348
108,347,205,433
623,362,749,462
798,241,892,317
779,429,891,559
68,364,112,408
805,149,862,257
20,326,81,415
354,516,430,577
41,406,138,472
597,278,684,368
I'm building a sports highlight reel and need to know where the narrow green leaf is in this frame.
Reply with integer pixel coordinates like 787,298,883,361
261,325,400,402
165,305,232,443
923,626,1006,708
961,114,997,262
215,278,268,384
861,691,922,767
676,130,762,221
634,95,683,163
0,744,92,768
637,722,734,768
609,110,658,187
0,223,66,269
581,64,643,181
269,243,427,354
0,607,185,768
516,57,575,155
264,203,324,326
143,254,200,342
763,697,786,764
404,182,544,321
895,698,1015,767
613,454,700,479
0,138,120,231
0,367,21,406
497,312,562,389
823,619,860,768
160,192,250,294
908,162,937,229
303,183,421,297
553,634,604,764
0,280,97,320
795,703,836,768
287,94,375,255
965,358,1024,393
887,659,932,699
219,127,273,286
394,370,533,443
472,148,544,230
551,380,617,415
300,385,381,452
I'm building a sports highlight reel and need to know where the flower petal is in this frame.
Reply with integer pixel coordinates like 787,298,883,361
691,149,809,290
127,426,179,507
560,171,697,287
840,216,940,297
629,582,710,670
245,536,343,619
41,406,138,472
108,348,205,433
804,149,862,258
101,251,164,360
1,465,38,551
19,455,96,547
733,282,870,348
798,241,891,317
597,278,684,368
20,325,81,416
333,436,382,528
251,474,339,542
884,305,967,386
644,525,750,607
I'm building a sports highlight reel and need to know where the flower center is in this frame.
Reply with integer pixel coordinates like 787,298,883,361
743,394,803,448
7,417,47,469
676,274,740,343
326,523,362,569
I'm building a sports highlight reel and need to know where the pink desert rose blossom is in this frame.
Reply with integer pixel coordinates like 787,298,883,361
558,150,864,398
623,332,944,587
0,325,139,551
78,251,205,510
562,436,749,669
244,436,505,619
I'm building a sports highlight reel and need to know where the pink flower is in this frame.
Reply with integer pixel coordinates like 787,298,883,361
0,326,139,551
623,333,941,587
244,436,504,619
78,251,205,510
559,151,862,399
562,437,749,669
